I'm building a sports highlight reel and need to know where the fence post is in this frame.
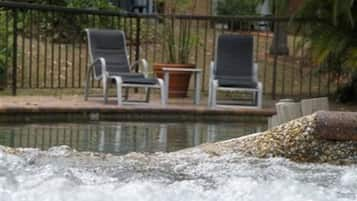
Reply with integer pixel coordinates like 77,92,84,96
135,16,141,71
11,9,18,96
272,55,278,100
271,21,279,100
134,16,141,93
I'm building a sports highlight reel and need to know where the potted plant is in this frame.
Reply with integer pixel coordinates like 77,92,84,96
153,0,198,97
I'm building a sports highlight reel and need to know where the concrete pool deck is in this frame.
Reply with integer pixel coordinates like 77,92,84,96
0,95,275,123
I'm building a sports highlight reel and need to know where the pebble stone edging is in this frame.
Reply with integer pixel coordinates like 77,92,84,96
200,111,357,164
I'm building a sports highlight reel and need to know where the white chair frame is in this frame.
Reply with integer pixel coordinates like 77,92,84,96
208,61,263,109
84,29,165,106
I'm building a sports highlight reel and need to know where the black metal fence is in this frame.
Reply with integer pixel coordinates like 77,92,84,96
0,1,349,98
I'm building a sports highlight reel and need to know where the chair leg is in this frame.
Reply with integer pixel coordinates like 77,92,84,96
257,82,263,108
84,75,91,101
208,80,212,107
103,77,108,104
158,79,165,105
253,90,257,106
113,77,123,106
145,88,151,103
84,67,93,101
211,80,218,108
124,88,129,101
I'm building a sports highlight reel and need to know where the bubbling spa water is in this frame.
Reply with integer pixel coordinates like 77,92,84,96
0,145,356,201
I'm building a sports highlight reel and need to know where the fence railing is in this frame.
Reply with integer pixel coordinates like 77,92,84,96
0,1,348,98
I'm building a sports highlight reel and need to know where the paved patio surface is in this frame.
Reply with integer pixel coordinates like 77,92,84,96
0,93,275,110
0,94,279,124
0,94,355,119
0,94,276,123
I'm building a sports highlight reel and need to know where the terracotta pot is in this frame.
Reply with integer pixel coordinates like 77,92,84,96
153,63,195,98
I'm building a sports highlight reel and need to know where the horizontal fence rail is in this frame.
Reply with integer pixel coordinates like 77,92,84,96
0,1,348,98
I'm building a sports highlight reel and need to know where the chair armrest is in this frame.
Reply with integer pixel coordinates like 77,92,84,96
130,59,149,78
89,57,107,79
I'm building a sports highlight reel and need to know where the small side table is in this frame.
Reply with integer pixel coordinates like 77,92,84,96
162,68,202,105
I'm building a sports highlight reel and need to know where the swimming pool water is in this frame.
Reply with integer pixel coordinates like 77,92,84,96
0,121,265,155
1,122,356,201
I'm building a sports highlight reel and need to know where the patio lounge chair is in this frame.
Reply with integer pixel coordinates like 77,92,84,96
84,29,165,105
208,34,262,108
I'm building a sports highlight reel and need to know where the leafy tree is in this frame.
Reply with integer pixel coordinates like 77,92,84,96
295,0,357,102
296,0,356,67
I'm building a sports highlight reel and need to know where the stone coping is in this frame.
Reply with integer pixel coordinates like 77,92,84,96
0,105,274,115
0,103,274,123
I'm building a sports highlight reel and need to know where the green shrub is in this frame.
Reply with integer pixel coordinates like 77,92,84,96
216,0,261,30
65,0,116,10
0,11,12,76
216,0,260,16
18,0,120,43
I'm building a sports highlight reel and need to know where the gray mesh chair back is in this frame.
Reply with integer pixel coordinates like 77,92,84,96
215,35,256,88
87,29,130,78
208,34,262,108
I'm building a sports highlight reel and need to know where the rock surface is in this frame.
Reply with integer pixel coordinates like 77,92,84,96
199,111,357,164
315,111,357,141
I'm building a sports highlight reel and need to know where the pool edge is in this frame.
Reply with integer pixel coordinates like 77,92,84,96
0,106,275,123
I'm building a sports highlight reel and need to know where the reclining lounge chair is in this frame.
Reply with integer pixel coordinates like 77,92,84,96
208,34,262,108
84,29,165,106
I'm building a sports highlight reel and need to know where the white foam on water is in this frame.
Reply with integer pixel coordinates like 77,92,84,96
0,146,356,201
